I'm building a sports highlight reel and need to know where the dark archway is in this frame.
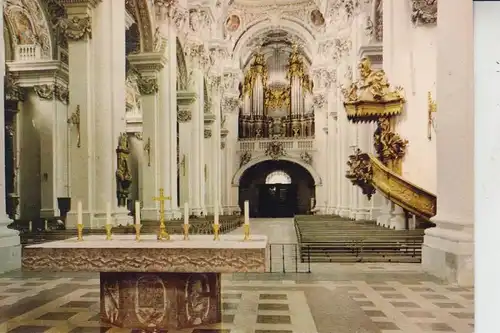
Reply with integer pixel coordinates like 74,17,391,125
239,160,315,218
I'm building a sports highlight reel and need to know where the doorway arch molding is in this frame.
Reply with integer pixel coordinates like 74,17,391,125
232,156,322,186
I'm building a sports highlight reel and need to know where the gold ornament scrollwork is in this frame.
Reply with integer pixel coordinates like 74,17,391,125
427,91,437,140
57,16,92,41
144,137,151,167
243,53,268,95
373,118,408,175
67,105,81,148
345,149,376,200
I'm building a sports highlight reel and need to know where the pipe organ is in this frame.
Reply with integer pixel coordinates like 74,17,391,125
239,45,315,139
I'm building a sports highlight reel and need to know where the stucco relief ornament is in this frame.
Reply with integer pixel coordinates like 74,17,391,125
313,94,327,112
4,72,24,102
204,128,212,139
223,72,241,93
55,84,69,104
57,15,92,41
240,151,252,167
137,76,159,95
265,141,286,160
177,109,192,122
34,84,55,100
300,151,313,165
410,0,437,25
222,96,240,113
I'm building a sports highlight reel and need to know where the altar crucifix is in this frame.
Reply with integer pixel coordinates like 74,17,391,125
153,188,171,240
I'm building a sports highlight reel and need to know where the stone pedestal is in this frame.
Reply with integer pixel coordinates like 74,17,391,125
100,272,221,329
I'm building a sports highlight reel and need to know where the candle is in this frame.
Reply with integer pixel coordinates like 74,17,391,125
106,202,111,225
214,204,219,225
44,220,48,230
28,221,32,232
184,202,189,225
135,201,141,225
244,200,249,225
77,201,83,225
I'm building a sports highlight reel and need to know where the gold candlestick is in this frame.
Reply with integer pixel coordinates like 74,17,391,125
243,224,250,241
213,224,220,241
77,224,83,241
183,224,190,240
105,224,112,240
135,224,142,241
153,188,171,241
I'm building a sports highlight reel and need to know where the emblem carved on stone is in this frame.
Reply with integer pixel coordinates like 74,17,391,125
204,128,212,139
222,97,240,114
57,15,92,41
135,275,168,326
33,84,55,100
103,280,120,324
410,0,437,25
137,77,159,95
178,109,192,122
185,274,211,325
265,140,286,160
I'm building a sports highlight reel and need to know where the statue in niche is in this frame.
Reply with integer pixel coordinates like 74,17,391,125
116,133,132,207
11,10,37,44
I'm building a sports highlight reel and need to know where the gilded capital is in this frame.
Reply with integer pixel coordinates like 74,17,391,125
58,15,92,41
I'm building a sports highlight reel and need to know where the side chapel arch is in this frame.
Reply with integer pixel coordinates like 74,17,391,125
3,0,54,60
176,37,188,90
126,0,156,52
232,156,322,187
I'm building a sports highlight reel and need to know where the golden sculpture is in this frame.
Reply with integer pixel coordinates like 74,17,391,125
153,188,171,241
427,91,437,140
264,86,291,110
243,53,268,95
373,118,408,175
243,224,250,241
345,149,376,199
135,224,142,241
67,105,81,148
343,57,405,121
116,133,132,207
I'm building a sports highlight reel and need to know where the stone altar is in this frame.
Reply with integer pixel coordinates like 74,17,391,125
22,234,267,329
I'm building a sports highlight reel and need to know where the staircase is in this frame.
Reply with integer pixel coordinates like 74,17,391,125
295,215,424,263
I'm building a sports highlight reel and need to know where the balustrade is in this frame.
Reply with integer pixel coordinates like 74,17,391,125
15,45,42,62
238,113,315,139
238,137,315,152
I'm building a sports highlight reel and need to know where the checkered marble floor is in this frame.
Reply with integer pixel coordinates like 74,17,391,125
0,265,473,333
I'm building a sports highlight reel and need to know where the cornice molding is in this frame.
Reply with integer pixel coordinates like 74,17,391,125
6,61,69,87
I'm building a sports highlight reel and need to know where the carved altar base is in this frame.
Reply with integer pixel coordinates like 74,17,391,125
22,234,268,330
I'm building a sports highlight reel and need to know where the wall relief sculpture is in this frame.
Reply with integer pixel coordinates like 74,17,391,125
410,0,437,25
373,117,408,173
57,15,92,41
116,133,132,207
265,141,286,160
239,151,252,167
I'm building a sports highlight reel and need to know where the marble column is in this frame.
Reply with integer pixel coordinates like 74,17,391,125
32,83,69,218
474,0,500,327
177,91,196,212
92,0,131,227
354,122,372,220
188,68,206,216
62,1,98,228
421,0,473,286
204,125,214,213
313,96,327,213
128,53,166,220
0,1,21,273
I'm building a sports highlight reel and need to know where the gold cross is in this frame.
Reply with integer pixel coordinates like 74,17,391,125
153,188,171,222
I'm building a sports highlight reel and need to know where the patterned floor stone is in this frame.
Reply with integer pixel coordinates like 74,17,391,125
0,263,474,333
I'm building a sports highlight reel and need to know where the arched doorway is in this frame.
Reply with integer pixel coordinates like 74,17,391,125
239,160,315,218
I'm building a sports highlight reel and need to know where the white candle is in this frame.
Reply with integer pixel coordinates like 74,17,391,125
214,204,219,225
77,201,83,225
28,221,32,232
135,201,141,225
244,200,250,225
106,202,111,225
184,202,189,225
44,220,48,230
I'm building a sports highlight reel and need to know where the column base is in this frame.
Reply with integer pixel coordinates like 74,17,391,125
0,215,21,274
338,208,350,218
355,209,370,221
40,208,60,218
100,272,221,329
66,210,93,229
422,222,474,286
141,207,160,221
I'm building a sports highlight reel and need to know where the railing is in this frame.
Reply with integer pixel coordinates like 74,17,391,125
15,44,42,62
268,243,311,273
238,138,315,152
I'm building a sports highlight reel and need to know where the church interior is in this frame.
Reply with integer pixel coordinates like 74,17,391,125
0,0,479,332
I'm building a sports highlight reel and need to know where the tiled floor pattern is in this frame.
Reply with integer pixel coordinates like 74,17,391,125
0,273,473,333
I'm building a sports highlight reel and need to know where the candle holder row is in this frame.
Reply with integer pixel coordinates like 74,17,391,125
75,222,250,242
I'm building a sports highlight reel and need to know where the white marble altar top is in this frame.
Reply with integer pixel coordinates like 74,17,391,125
25,234,268,249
